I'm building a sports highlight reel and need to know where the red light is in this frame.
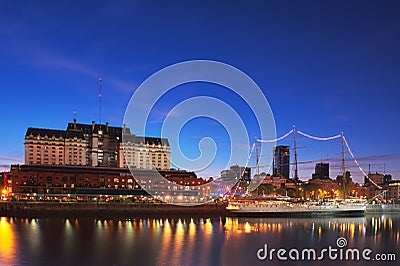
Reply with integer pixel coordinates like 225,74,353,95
3,172,7,188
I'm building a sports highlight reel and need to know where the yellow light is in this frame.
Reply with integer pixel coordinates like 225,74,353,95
244,222,251,233
1,189,7,195
0,217,16,263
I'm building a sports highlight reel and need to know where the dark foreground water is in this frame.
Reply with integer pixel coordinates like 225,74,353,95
1,214,399,266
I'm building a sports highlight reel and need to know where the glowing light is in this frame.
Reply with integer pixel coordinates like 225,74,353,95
0,217,16,264
204,218,213,235
244,222,251,233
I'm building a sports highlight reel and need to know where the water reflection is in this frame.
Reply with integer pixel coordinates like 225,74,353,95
224,217,368,239
0,217,17,265
0,215,399,265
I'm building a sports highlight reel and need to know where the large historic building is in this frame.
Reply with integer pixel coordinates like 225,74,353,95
24,120,170,170
9,164,211,200
119,133,170,170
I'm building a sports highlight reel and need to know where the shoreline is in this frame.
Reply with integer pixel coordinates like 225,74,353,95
2,202,400,219
0,201,230,219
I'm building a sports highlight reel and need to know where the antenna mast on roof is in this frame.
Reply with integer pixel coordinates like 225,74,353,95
99,78,103,125
293,125,298,181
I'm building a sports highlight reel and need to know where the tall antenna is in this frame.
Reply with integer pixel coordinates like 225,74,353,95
99,78,103,125
293,125,298,180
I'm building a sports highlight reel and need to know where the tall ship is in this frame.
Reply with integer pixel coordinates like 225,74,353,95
224,126,384,218
226,197,366,217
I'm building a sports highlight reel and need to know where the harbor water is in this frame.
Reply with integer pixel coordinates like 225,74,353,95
0,214,399,265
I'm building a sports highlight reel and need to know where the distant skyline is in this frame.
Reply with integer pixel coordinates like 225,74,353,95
1,1,399,182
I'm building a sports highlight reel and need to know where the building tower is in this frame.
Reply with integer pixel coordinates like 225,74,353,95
273,145,290,179
313,163,330,179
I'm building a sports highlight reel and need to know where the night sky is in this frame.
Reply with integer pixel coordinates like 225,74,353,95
0,0,399,182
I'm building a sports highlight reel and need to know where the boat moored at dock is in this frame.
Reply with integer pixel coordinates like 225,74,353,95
226,197,366,217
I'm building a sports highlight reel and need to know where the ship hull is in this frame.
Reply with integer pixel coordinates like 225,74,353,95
229,209,365,217
227,202,366,217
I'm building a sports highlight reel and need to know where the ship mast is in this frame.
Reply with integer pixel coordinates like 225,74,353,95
256,141,260,176
341,131,346,199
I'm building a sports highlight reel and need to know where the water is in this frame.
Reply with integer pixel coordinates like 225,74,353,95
1,215,399,265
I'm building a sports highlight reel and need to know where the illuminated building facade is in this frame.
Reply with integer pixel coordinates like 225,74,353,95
24,120,170,170
119,133,170,170
9,164,209,199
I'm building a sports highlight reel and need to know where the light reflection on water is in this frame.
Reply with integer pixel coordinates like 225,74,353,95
0,217,16,265
0,215,399,265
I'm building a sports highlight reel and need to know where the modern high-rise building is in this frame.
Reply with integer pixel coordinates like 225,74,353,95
273,145,290,179
313,163,330,179
24,120,170,170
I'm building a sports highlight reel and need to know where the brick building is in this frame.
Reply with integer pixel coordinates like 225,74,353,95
10,164,211,200
386,181,400,202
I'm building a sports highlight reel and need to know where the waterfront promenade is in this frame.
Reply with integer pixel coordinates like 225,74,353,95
0,201,229,218
2,201,400,219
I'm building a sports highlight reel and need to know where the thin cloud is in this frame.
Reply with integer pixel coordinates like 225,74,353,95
0,155,23,170
0,155,23,162
26,49,136,93
0,19,137,94
309,153,400,164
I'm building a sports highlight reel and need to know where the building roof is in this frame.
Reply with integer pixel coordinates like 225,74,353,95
67,122,126,137
11,164,194,178
123,134,169,146
26,127,86,139
26,121,168,145
65,129,86,139
145,137,169,146
26,128,67,138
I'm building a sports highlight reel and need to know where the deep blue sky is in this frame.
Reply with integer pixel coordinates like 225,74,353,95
0,0,399,182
